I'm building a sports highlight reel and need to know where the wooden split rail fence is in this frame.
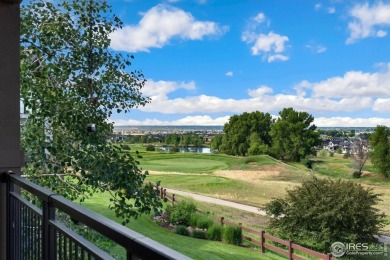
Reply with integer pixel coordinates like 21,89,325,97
158,186,334,260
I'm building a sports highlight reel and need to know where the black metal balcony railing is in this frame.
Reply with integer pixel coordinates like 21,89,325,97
2,172,189,260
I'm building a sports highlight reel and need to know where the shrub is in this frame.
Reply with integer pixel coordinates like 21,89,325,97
146,145,155,151
189,213,214,229
169,146,180,153
223,225,242,245
301,158,312,169
168,201,196,226
336,148,343,154
207,224,223,241
329,152,334,157
343,152,351,159
174,225,189,236
318,149,327,157
120,144,131,150
352,171,362,178
191,230,207,239
265,176,385,252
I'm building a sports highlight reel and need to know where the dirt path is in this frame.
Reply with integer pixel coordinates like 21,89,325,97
165,188,267,216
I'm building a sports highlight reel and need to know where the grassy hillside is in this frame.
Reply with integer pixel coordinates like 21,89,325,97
125,145,389,232
82,192,284,260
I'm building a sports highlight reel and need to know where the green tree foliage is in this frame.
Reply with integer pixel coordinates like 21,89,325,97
21,0,161,219
164,134,180,146
166,201,197,226
164,134,204,147
270,107,320,162
370,125,390,178
220,111,273,156
265,177,385,252
210,134,223,152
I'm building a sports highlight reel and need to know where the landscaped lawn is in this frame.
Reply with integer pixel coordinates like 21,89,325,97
82,192,284,260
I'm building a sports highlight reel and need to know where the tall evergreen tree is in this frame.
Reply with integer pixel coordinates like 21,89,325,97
270,107,320,162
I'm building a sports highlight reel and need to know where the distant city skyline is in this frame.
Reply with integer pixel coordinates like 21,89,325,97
108,0,390,127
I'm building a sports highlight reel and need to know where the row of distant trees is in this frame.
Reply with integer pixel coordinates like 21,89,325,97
211,108,321,162
164,134,204,147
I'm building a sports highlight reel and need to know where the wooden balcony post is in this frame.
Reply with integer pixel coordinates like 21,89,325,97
0,0,24,259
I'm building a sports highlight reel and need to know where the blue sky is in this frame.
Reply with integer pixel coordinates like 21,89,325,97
108,0,390,127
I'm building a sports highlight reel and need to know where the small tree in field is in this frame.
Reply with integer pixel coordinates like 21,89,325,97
351,138,369,178
265,177,385,252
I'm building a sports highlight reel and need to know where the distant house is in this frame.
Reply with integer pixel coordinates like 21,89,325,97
321,137,353,153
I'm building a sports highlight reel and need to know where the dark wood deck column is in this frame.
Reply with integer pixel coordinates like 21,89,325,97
0,0,23,258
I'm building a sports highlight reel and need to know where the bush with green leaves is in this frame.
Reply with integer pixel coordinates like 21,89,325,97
352,170,362,178
265,176,385,252
301,158,312,169
166,201,196,226
169,146,180,153
189,213,214,229
145,145,155,151
343,152,351,159
207,224,223,241
191,230,207,239
174,225,189,236
223,225,242,245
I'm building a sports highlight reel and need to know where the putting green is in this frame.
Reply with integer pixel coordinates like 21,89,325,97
140,158,228,173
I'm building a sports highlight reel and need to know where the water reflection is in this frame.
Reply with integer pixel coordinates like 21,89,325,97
158,146,211,154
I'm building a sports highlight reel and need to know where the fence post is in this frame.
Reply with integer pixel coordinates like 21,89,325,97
172,194,175,206
260,230,265,253
327,253,332,260
220,217,224,226
288,240,293,260
163,189,167,199
160,187,163,199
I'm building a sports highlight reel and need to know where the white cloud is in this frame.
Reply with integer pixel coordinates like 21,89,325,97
137,64,390,115
111,115,230,126
111,115,390,127
373,98,390,112
243,31,289,62
248,86,273,97
254,13,266,24
268,54,289,62
306,67,390,98
314,117,390,127
242,13,289,63
346,2,390,44
110,4,228,52
225,71,233,77
315,3,335,14
305,43,327,53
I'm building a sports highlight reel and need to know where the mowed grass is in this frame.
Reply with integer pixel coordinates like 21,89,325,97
82,192,284,260
124,145,390,232
146,174,299,207
141,157,227,172
135,149,279,173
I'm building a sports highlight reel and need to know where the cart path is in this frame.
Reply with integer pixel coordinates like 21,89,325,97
165,188,267,216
